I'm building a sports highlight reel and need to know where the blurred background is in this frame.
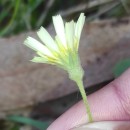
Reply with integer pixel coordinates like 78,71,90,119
0,0,130,130
0,0,130,37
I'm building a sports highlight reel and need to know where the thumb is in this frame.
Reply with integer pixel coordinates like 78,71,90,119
47,68,130,130
71,121,130,130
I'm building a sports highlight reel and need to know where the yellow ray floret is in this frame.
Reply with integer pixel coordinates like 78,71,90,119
24,13,85,80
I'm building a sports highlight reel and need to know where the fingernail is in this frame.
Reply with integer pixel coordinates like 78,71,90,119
70,121,130,130
70,123,103,130
71,127,102,130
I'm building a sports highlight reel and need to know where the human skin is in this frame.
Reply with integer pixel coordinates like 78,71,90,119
47,68,130,130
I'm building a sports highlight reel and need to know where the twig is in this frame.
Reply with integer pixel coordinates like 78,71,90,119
36,0,55,27
60,0,114,17
85,1,120,22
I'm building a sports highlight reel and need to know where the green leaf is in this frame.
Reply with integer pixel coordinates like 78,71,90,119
113,59,130,77
7,115,50,130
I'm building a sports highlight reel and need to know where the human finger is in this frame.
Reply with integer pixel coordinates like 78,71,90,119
47,69,130,130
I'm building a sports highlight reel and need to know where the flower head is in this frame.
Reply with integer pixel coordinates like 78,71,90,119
24,13,85,81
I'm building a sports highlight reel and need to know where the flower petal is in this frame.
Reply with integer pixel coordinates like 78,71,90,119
24,36,53,57
52,15,66,47
65,20,75,49
37,27,58,51
31,56,48,63
75,13,85,40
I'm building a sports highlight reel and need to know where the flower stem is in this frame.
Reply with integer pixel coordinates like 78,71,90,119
76,79,93,122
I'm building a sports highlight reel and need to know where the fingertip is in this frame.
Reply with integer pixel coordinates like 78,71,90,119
47,68,130,130
47,101,87,130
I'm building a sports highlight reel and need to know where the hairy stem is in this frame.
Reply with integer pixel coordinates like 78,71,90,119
76,79,93,122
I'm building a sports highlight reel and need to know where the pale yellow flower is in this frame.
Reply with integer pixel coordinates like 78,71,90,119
24,13,93,122
24,13,85,81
